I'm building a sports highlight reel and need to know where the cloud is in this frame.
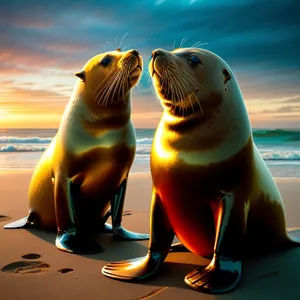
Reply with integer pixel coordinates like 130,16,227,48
0,85,68,114
253,105,300,114
0,0,299,128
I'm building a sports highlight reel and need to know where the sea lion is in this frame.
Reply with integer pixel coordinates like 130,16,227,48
5,48,149,253
102,47,300,293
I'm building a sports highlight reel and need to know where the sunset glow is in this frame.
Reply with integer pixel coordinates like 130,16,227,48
0,0,299,129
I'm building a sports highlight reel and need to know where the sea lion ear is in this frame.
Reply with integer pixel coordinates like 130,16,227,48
75,71,85,82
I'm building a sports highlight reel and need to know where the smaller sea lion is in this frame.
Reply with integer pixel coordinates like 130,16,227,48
5,48,149,254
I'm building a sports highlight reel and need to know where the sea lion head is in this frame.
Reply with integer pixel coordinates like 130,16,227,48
75,49,143,108
149,47,240,117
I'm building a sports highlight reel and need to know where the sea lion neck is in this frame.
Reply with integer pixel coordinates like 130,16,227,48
162,110,206,133
161,94,252,146
73,83,131,116
68,83,132,134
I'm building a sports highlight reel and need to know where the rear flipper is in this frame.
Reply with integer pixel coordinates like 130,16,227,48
102,191,174,281
110,178,149,240
4,215,36,229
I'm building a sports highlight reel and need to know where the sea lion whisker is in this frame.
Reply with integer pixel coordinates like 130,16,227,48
118,33,128,50
172,75,185,115
93,67,116,93
173,68,201,116
169,72,185,115
95,71,120,105
190,40,202,48
100,65,126,104
119,67,128,102
118,70,128,104
147,73,153,85
113,65,130,104
177,68,202,88
172,71,194,115
176,70,203,115
93,68,116,99
97,71,121,106
105,40,116,50
191,41,209,48
105,71,124,106
170,77,177,112
114,36,118,49
180,37,188,48
93,66,118,97
144,70,152,84
115,73,123,103
178,72,204,115
135,81,141,91
122,44,131,51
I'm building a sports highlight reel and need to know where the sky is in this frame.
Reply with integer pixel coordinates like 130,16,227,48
0,0,299,129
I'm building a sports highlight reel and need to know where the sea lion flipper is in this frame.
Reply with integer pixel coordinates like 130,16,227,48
287,229,300,244
111,178,149,240
100,210,113,233
54,176,103,254
4,215,34,229
55,228,103,254
102,191,174,281
185,193,244,294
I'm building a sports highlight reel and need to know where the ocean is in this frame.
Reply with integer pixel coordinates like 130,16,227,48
0,128,299,178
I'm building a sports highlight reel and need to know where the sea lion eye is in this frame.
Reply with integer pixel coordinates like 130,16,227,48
188,55,201,66
100,57,112,67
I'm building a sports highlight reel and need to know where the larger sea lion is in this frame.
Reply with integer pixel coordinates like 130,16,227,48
5,48,149,253
102,47,300,293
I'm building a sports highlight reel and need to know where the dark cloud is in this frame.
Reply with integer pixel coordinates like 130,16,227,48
0,0,299,127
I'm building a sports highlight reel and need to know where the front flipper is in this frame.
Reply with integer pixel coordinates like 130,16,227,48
102,191,174,281
54,175,103,254
4,215,35,229
111,178,149,240
185,193,244,294
102,252,162,281
56,228,103,254
185,255,241,294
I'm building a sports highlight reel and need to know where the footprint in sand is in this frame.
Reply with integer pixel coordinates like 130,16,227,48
1,261,50,275
1,253,49,275
58,268,74,274
122,210,132,216
0,215,11,222
2,253,74,276
21,253,42,260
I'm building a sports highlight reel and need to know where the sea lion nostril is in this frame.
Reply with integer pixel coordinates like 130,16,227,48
131,50,139,57
152,51,159,60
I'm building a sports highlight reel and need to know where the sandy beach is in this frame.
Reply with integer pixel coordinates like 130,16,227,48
0,170,299,300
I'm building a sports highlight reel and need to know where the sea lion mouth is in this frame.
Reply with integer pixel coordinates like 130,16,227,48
128,64,142,85
150,64,203,115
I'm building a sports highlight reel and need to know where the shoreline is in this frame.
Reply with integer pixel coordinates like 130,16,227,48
0,168,299,180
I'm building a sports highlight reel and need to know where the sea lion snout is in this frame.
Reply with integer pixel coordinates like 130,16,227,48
149,49,171,79
130,49,139,57
152,49,164,60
